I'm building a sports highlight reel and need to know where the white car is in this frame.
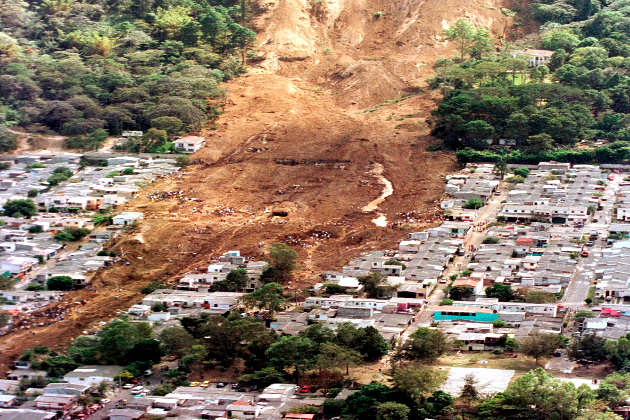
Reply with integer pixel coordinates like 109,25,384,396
122,384,134,389
100,399,110,404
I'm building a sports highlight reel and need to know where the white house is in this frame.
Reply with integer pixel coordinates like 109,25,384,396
62,365,124,386
174,136,205,153
617,207,630,222
112,212,143,226
512,48,554,66
1,256,38,274
0,395,17,408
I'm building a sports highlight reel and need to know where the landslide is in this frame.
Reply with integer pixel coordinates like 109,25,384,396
0,0,520,371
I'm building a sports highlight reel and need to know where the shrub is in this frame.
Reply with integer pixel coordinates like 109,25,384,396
47,276,74,291
463,198,483,209
512,167,530,177
504,175,525,183
27,225,43,233
482,237,500,244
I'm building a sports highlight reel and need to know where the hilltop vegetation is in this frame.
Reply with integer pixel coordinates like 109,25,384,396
0,0,257,150
431,0,630,164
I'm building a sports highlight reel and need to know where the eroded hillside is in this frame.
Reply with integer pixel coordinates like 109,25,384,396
0,0,521,370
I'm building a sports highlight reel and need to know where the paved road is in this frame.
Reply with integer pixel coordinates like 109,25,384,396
417,184,508,325
561,174,621,307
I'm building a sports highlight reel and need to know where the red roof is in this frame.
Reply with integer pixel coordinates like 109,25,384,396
516,237,533,245
452,279,479,288
231,401,251,406
285,414,316,420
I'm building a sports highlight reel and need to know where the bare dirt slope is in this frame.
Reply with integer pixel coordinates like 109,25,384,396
0,0,520,371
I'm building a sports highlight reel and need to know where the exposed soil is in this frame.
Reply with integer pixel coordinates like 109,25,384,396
0,0,524,372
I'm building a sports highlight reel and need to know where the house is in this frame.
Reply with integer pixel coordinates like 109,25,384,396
433,306,499,323
226,401,260,419
112,212,143,226
34,395,77,412
43,383,90,397
6,369,46,381
1,256,37,274
617,207,630,222
0,396,17,408
128,304,151,316
0,409,56,420
512,48,554,66
285,415,316,420
452,278,484,296
456,332,505,351
109,409,146,420
63,365,124,385
174,136,206,153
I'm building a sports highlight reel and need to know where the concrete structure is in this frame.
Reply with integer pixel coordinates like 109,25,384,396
433,306,498,323
174,136,205,153
63,365,124,385
512,49,554,66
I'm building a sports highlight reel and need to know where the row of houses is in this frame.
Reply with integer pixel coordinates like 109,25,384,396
498,164,603,224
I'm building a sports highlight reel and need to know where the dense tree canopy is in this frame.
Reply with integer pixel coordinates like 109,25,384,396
0,0,259,147
432,9,630,165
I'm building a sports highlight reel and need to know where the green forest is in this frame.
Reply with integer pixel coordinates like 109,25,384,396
0,0,257,151
431,0,630,165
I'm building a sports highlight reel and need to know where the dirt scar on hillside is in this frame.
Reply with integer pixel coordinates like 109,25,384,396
362,163,394,226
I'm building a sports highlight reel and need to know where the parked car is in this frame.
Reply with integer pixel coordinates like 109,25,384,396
581,251,589,257
100,399,110,404
217,382,226,388
131,386,144,395
586,241,595,247
299,386,312,393
231,383,239,389
495,190,501,196
190,382,200,387
201,381,210,388
122,384,134,389
554,351,562,357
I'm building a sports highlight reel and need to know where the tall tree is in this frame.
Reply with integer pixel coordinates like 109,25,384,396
396,328,449,362
266,336,315,380
568,333,608,365
477,368,584,419
268,243,297,282
443,18,476,60
241,282,286,316
521,333,564,365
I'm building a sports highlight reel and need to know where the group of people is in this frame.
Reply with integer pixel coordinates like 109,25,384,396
2,300,78,336
472,220,491,232
146,189,186,201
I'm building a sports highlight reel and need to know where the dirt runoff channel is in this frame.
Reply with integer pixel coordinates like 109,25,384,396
363,163,394,227
0,0,520,371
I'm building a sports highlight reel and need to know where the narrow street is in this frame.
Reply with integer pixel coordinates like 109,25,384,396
417,183,508,325
561,174,621,307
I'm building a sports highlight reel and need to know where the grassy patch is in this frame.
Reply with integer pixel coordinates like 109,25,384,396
437,351,540,372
